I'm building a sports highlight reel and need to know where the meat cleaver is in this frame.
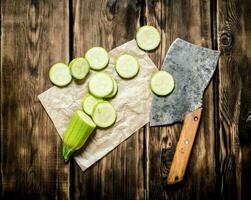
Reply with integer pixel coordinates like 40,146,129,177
150,38,220,185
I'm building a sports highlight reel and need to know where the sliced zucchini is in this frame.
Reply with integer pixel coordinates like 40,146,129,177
82,94,103,116
88,73,114,98
92,101,116,128
85,47,109,70
69,57,90,80
49,63,72,87
136,25,161,51
105,77,118,98
150,71,175,96
115,54,139,79
63,110,96,161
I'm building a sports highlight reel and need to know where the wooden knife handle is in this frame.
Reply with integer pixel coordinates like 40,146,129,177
167,107,202,185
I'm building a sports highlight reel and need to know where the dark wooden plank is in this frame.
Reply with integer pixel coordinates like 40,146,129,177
217,0,251,199
71,0,144,199
1,1,70,198
144,0,217,199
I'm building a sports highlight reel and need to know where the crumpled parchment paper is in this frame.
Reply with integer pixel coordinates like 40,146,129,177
38,40,158,172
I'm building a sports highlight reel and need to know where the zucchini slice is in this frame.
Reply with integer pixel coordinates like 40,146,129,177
69,57,90,80
63,110,96,161
115,54,139,79
82,94,103,116
49,63,72,87
85,47,109,70
150,71,175,96
92,101,116,128
136,25,161,51
105,77,118,98
88,73,114,98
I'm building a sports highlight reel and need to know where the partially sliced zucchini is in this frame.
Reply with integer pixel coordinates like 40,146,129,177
150,71,175,96
88,73,114,98
63,110,96,161
49,63,72,87
85,47,109,70
92,101,116,128
136,25,161,51
69,57,90,80
105,77,118,98
115,54,139,79
82,94,103,116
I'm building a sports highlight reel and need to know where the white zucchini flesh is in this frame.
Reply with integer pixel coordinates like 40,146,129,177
88,73,114,98
105,77,118,98
63,110,96,161
136,25,161,51
115,54,139,79
82,94,103,116
92,101,116,128
77,110,96,127
69,57,90,80
85,47,109,70
49,63,72,87
150,71,175,96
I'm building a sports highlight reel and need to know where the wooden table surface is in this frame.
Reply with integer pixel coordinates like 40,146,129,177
1,0,251,199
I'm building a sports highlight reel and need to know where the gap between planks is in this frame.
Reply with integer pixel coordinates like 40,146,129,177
210,0,221,198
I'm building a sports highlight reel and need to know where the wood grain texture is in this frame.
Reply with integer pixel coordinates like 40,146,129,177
71,0,144,199
1,0,70,199
217,0,251,199
1,0,251,199
144,0,217,199
167,108,203,185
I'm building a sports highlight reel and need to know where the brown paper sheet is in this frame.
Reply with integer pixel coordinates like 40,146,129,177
38,40,158,171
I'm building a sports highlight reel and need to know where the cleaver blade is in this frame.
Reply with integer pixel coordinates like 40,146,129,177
150,38,220,127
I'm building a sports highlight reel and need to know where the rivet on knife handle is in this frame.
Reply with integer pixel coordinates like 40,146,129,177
167,107,202,185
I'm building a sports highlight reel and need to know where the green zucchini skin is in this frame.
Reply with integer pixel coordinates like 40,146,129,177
69,57,90,80
115,54,139,79
150,71,175,96
91,101,117,128
136,25,161,51
82,93,103,115
85,47,109,70
63,111,96,161
88,72,114,98
105,77,118,98
49,63,72,87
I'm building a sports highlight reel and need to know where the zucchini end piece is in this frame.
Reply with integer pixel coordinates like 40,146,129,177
63,145,74,162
